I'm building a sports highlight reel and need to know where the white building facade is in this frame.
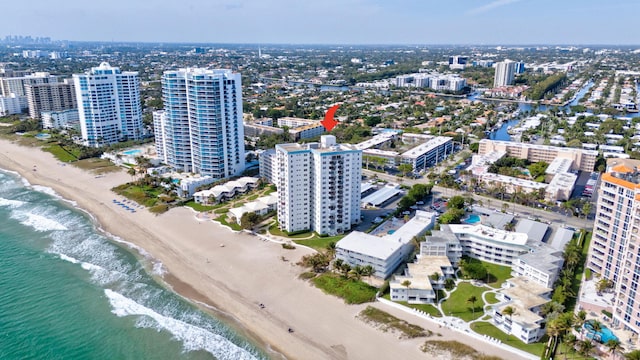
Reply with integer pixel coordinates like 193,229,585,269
276,135,361,235
154,68,245,178
73,62,143,147
494,60,516,88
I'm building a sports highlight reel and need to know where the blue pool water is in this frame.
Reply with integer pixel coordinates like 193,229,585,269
464,214,481,224
172,179,180,184
122,149,142,156
387,230,396,235
35,133,51,140
584,320,619,343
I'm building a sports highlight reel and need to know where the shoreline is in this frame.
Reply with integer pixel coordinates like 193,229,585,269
0,138,527,360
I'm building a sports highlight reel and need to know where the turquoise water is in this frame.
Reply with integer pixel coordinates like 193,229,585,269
584,320,619,343
35,133,51,140
0,169,268,360
387,230,396,235
122,149,142,156
464,214,481,224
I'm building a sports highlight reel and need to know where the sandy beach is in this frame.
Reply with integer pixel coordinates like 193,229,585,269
0,138,527,360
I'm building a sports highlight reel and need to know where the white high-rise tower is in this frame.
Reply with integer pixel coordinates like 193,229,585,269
73,62,143,147
275,135,361,236
493,60,516,88
154,68,245,178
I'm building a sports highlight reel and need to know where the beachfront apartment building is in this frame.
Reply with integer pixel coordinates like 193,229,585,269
259,149,277,184
336,211,437,278
25,80,76,119
275,135,361,235
289,122,325,140
492,277,552,344
478,139,598,172
154,68,245,178
0,72,58,97
0,94,26,115
587,158,640,337
390,256,454,304
494,60,516,87
420,224,563,288
73,62,143,147
41,109,79,130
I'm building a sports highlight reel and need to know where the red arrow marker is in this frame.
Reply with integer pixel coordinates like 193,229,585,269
321,105,340,132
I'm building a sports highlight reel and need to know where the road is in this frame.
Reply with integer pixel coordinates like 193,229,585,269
363,169,592,230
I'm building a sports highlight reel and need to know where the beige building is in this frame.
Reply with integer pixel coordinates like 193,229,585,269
25,80,76,119
588,158,640,340
478,139,597,172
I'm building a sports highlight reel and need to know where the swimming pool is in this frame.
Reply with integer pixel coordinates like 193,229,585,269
584,320,619,343
122,149,142,156
463,214,481,224
35,133,51,140
387,230,396,235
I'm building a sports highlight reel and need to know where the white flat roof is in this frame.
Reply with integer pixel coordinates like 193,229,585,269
448,224,529,246
361,185,401,206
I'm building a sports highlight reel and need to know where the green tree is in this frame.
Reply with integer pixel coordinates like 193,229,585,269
625,350,640,360
447,195,466,210
606,339,623,360
502,306,515,320
240,212,261,230
398,163,414,177
467,295,478,318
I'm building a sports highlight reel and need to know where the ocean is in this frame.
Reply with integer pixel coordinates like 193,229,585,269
0,169,269,360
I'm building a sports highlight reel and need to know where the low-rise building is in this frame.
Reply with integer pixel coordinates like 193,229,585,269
193,177,260,204
335,211,437,278
400,136,453,172
390,256,454,304
41,109,79,130
492,277,552,343
289,122,325,140
228,193,278,224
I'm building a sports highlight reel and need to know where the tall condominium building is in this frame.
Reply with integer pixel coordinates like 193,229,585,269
0,72,58,97
494,60,516,88
73,62,143,147
154,68,245,178
25,79,76,119
588,159,640,335
276,135,361,235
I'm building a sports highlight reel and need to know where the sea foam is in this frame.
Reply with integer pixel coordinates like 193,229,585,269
0,197,25,208
105,289,258,360
11,211,68,232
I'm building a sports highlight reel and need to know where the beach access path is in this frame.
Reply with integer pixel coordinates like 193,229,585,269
0,138,526,360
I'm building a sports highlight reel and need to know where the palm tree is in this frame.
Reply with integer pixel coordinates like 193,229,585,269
325,241,337,257
349,265,364,281
127,167,137,181
401,280,412,294
502,306,515,321
563,333,578,360
579,339,595,357
574,310,587,339
333,259,344,272
606,338,623,360
467,295,478,318
362,265,374,278
626,350,640,360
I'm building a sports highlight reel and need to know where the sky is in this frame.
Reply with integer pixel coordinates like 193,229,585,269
3,0,640,45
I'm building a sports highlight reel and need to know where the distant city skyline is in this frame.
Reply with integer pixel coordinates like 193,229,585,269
4,0,640,45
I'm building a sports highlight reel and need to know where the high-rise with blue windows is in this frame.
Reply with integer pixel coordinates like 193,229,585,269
73,62,142,147
154,68,245,178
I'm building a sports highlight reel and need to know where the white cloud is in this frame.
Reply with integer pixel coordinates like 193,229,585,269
467,0,521,15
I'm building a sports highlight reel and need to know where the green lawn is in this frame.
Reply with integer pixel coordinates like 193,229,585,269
215,214,242,231
485,292,500,304
293,235,345,252
42,143,79,162
74,158,120,174
184,200,216,212
268,223,314,238
312,273,377,304
112,183,163,207
567,231,591,312
470,321,546,356
482,260,513,288
395,300,442,318
441,282,486,321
